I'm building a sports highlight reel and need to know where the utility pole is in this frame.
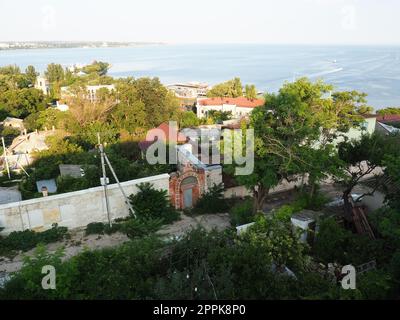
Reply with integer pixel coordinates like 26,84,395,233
97,133,112,227
103,152,136,218
1,137,11,179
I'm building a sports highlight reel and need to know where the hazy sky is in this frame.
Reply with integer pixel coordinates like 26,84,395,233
0,0,399,44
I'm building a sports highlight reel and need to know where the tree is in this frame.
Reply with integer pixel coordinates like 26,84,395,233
82,61,110,76
377,107,400,116
245,84,257,100
0,64,21,76
0,87,46,118
208,110,232,123
122,77,180,128
336,133,400,219
25,65,39,85
240,215,307,271
45,63,65,83
227,78,376,213
178,111,199,128
207,77,243,98
65,85,116,126
129,183,180,224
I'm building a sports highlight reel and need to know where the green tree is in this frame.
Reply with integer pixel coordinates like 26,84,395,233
207,77,243,98
377,107,400,116
45,63,65,83
82,61,110,76
178,111,199,128
25,65,39,86
227,78,376,213
129,183,180,224
336,133,400,219
244,84,257,100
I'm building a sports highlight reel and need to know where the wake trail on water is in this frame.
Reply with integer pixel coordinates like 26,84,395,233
305,67,344,79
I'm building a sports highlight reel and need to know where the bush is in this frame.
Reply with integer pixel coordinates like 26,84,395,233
0,224,68,257
313,217,350,264
192,184,229,215
85,222,106,235
293,189,329,211
129,183,180,224
229,198,254,226
122,218,164,239
273,205,298,221
85,221,124,236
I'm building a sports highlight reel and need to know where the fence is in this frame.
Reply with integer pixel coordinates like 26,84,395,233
0,173,170,235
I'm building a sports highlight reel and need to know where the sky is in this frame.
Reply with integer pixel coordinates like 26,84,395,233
0,0,399,45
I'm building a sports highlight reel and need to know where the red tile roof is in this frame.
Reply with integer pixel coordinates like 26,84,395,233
377,114,400,123
198,97,265,108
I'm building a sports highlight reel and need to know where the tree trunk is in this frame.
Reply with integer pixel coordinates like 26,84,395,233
253,185,269,214
342,189,353,222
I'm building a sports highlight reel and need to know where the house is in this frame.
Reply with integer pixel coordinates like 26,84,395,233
196,97,265,119
1,117,24,130
60,84,115,102
35,76,50,95
138,122,188,152
138,122,222,210
169,143,223,209
167,82,209,99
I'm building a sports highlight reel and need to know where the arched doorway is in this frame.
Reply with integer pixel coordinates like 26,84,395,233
180,176,199,209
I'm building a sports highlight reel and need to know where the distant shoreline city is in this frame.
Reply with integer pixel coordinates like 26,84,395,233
0,41,165,50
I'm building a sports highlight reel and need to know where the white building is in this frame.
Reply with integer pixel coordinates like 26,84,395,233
35,76,50,95
196,97,265,119
167,82,209,99
61,84,115,102
1,117,24,130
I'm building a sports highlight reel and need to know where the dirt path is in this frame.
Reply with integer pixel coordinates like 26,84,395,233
0,213,231,274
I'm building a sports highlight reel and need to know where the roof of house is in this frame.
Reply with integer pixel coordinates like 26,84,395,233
3,117,23,123
198,97,265,108
377,114,400,123
138,122,187,151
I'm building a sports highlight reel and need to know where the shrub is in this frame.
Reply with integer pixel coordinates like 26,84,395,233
313,217,350,264
357,270,394,300
274,205,298,221
38,224,68,243
104,223,124,235
293,190,329,211
85,222,105,235
122,218,164,239
0,224,68,257
229,198,254,226
129,183,180,224
192,184,229,215
85,221,130,236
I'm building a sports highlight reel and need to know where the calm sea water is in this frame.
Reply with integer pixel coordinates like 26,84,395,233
1,44,400,109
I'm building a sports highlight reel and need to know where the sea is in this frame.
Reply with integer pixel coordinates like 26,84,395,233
1,44,400,110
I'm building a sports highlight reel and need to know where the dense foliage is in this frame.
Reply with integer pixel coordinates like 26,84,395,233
129,183,180,224
0,224,68,257
192,184,229,215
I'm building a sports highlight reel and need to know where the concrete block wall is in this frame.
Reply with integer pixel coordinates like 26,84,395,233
0,174,170,235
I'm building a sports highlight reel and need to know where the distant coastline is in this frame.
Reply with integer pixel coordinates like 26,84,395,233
0,41,166,51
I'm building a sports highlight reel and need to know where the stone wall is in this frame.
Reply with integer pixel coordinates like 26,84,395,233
0,174,170,235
